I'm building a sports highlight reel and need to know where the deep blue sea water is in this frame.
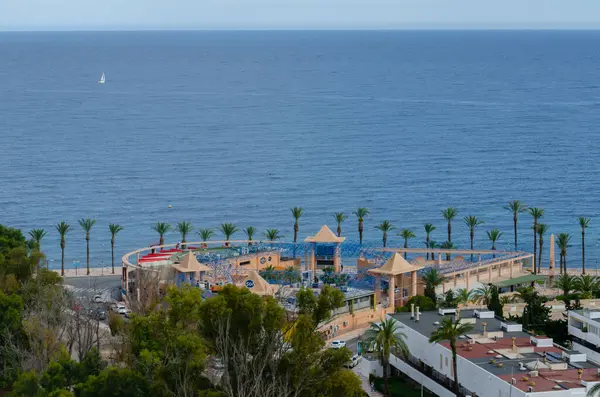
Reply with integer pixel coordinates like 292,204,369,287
1,30,600,269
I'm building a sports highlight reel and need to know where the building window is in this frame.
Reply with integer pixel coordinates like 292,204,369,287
445,357,448,367
440,354,443,370
240,261,250,266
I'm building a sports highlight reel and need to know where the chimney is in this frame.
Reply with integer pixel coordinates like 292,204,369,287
411,303,415,319
416,306,421,323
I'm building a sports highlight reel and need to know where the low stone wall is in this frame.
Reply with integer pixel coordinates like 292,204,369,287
321,306,392,339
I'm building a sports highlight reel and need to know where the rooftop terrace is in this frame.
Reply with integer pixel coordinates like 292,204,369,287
391,310,600,393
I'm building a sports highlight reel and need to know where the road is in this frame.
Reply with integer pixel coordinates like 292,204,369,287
63,275,122,302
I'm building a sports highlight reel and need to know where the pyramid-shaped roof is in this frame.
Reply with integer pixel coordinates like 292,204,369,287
242,270,276,296
304,225,345,243
368,252,424,276
172,251,212,273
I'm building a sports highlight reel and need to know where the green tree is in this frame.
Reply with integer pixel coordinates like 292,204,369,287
440,241,455,261
77,368,151,397
528,208,544,274
555,274,576,297
428,240,438,262
535,224,549,273
264,229,282,241
78,218,96,276
243,226,257,246
54,221,70,277
0,291,25,388
486,229,503,258
363,318,409,397
421,268,444,302
517,287,551,332
9,370,42,397
429,317,474,397
375,221,395,248
152,222,171,247
488,286,503,317
464,215,483,260
333,212,348,237
28,229,47,252
503,200,528,250
108,224,124,274
296,285,345,327
454,288,475,306
176,221,193,248
441,207,458,243
575,274,599,299
219,223,239,247
423,223,436,260
556,232,571,274
353,208,370,244
579,217,591,274
398,229,415,259
291,207,304,243
474,284,493,306
197,228,215,247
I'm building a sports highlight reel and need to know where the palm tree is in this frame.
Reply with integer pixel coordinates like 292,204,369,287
264,229,283,241
353,207,370,244
399,229,415,259
152,222,171,247
588,382,600,397
486,229,503,257
503,200,528,250
474,284,493,306
55,221,70,276
333,212,348,237
556,232,571,274
528,208,544,274
554,274,576,297
108,224,124,274
78,218,96,275
220,223,239,247
363,318,409,397
428,240,438,262
198,228,215,248
441,207,458,243
244,226,257,246
424,224,436,260
421,268,444,301
536,224,549,273
464,215,484,260
579,217,591,274
440,241,455,261
455,288,475,306
291,207,303,243
375,221,395,248
261,265,277,281
28,228,47,252
429,317,474,396
176,221,193,248
575,274,598,299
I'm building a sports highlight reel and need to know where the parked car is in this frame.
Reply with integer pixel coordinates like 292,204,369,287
344,354,361,368
330,340,346,349
93,295,103,303
116,304,127,315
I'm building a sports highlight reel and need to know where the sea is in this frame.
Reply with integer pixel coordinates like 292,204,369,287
1,30,600,270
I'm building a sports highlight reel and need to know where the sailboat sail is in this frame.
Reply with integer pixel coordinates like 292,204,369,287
98,72,106,84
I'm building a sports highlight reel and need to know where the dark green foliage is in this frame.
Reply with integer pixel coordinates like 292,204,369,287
76,368,151,397
397,295,436,312
442,289,456,308
296,285,345,327
518,287,551,332
319,266,350,286
488,286,503,317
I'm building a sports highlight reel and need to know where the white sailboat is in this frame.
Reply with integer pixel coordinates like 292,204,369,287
98,72,106,84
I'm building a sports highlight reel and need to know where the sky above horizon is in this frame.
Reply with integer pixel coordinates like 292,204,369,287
2,0,600,30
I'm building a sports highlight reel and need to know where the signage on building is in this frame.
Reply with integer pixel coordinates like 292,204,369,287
245,280,255,289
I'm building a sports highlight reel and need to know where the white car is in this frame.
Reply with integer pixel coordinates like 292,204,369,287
344,354,361,368
93,295,103,303
116,304,127,314
330,340,346,349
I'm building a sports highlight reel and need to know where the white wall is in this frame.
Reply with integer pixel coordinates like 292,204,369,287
388,353,455,397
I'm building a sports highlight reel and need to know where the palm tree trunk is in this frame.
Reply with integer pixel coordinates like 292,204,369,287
514,213,518,250
159,236,164,247
86,235,90,275
533,221,537,274
448,222,452,242
294,223,298,243
61,241,65,276
470,230,474,261
538,241,543,273
383,360,390,397
359,221,363,244
426,235,430,260
582,230,586,275
337,225,341,237
451,346,460,396
111,238,115,274
404,239,408,259
383,232,387,248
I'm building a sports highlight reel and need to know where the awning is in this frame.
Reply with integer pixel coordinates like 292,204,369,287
492,274,547,288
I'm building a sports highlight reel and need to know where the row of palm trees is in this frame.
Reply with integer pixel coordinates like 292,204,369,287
28,219,124,277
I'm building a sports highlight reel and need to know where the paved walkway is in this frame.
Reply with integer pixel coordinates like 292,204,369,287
352,359,383,397
52,267,118,277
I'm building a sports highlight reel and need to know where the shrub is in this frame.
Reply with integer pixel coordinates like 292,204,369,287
397,295,436,312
